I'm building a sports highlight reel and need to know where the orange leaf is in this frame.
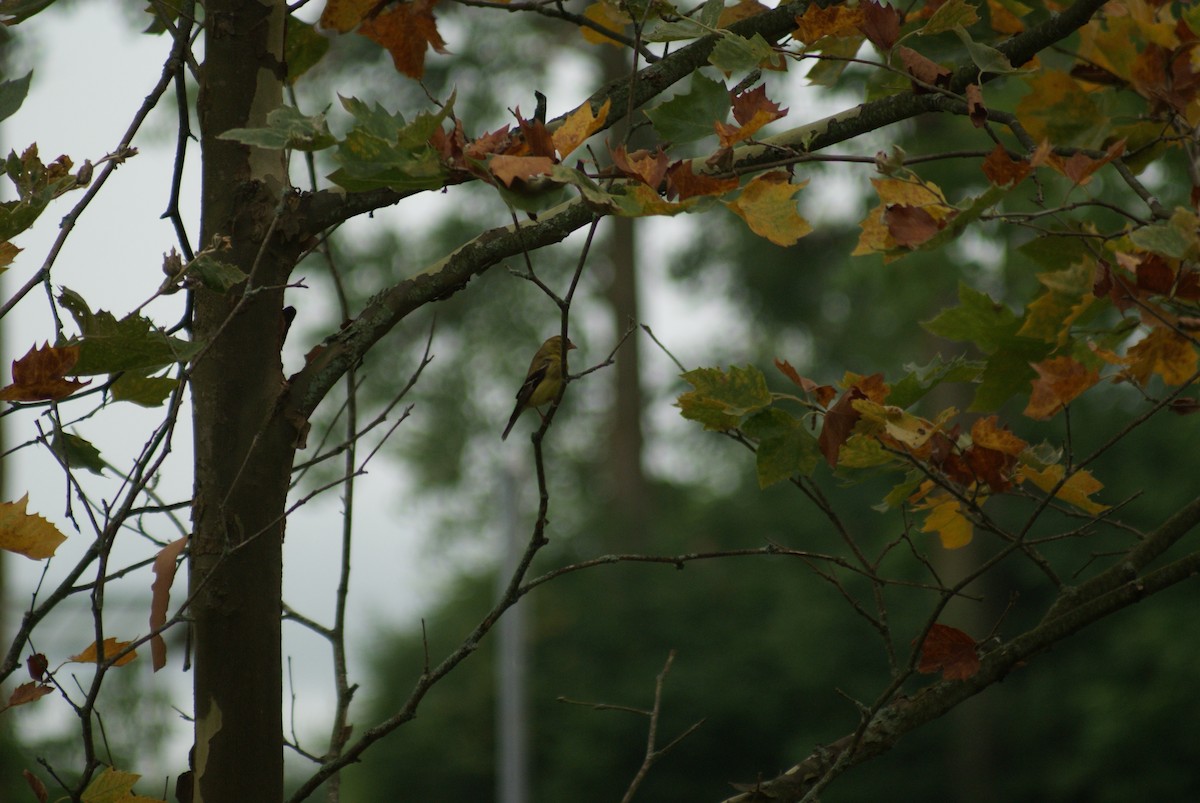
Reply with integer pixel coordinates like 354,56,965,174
551,99,610,160
0,343,90,402
981,143,1032,187
0,494,66,561
359,0,448,79
819,386,866,467
775,360,837,407
7,681,53,709
150,536,188,672
917,623,980,680
22,769,48,803
489,155,555,187
793,4,865,45
318,0,377,32
70,638,137,667
611,146,670,189
1024,356,1099,420
1018,464,1108,514
718,0,770,27
665,162,739,201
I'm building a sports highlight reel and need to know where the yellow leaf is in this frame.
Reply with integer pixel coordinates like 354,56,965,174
1018,464,1108,514
921,498,974,549
0,494,66,560
551,99,611,160
725,172,811,246
1125,327,1199,387
580,1,630,46
70,638,138,668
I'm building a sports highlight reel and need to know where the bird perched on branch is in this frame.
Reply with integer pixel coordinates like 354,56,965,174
501,335,575,441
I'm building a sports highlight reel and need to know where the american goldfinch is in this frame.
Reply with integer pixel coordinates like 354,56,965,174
501,335,576,441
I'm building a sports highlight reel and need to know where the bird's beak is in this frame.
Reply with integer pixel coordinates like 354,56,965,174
567,340,577,350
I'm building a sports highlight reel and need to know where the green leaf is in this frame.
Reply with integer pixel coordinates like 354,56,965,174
0,146,85,241
50,432,106,475
111,373,178,408
920,0,979,35
708,32,780,75
888,354,985,408
875,470,924,511
187,254,247,292
645,73,730,143
678,364,772,430
923,282,1019,353
328,94,454,192
0,0,60,25
1018,235,1087,271
951,26,1016,75
219,105,336,151
58,287,201,375
971,337,1051,410
806,37,866,88
286,17,330,84
1130,219,1195,260
742,408,821,487
0,71,32,125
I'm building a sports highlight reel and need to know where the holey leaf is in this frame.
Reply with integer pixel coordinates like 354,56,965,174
678,365,772,430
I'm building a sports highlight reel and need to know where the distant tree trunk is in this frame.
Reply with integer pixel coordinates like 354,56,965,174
600,45,648,548
190,2,293,801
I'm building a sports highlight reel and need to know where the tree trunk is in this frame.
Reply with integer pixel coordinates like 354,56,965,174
190,3,292,801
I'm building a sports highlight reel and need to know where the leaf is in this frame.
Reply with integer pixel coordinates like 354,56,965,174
742,408,821,487
285,18,330,84
858,0,901,50
1124,327,1199,387
708,32,781,75
1016,72,1109,149
111,373,178,408
58,289,201,375
318,0,376,31
888,354,984,408
327,95,453,192
951,25,1016,75
581,1,631,46
920,497,974,549
923,282,1019,353
150,536,188,672
0,494,66,560
6,681,53,709
0,0,60,25
819,386,866,467
219,106,336,152
0,342,90,401
1023,356,1099,420
551,99,610,160
0,239,22,272
645,73,730,144
919,0,979,36
50,431,106,475
0,70,32,125
70,638,137,668
981,143,1033,187
970,415,1028,456
359,0,448,79
80,766,161,803
0,145,87,242
793,3,865,45
677,365,773,431
1018,464,1108,514
725,172,812,246
22,769,48,803
665,161,739,201
1130,209,1200,260
917,623,981,680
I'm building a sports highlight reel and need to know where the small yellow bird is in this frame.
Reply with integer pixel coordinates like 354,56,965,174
501,335,576,441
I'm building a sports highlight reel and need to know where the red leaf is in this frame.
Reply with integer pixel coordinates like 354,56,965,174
26,652,48,681
858,0,901,50
819,386,866,467
885,204,945,247
7,681,53,708
916,623,980,681
23,770,48,803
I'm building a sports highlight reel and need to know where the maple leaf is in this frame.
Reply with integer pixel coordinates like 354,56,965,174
1024,356,1099,420
551,99,610,160
726,172,812,246
0,494,66,560
359,0,449,80
917,623,981,680
0,342,90,401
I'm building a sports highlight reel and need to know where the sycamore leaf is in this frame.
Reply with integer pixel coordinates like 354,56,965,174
0,494,66,560
1016,72,1109,149
888,354,984,408
678,365,772,431
50,431,105,475
665,162,739,200
819,386,866,467
0,145,89,242
793,3,865,44
0,342,90,401
612,146,670,189
70,638,137,667
1018,464,1108,514
551,99,610,159
0,71,32,125
726,172,811,246
919,0,979,36
286,17,330,84
1024,356,1099,420
5,681,53,710
581,1,631,46
742,408,821,487
916,623,980,680
150,536,188,672
920,497,974,548
970,415,1028,456
709,31,781,75
111,373,178,408
318,0,376,32
359,0,448,79
57,289,201,375
645,73,730,144
859,0,901,50
219,106,335,152
1124,328,1200,387
81,766,165,803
